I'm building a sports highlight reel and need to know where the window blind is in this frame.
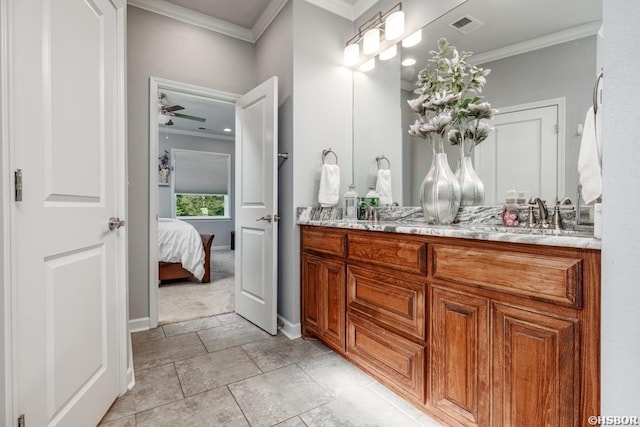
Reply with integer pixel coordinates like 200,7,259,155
173,150,230,195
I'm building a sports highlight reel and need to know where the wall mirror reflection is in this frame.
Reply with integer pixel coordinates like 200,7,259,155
353,0,603,207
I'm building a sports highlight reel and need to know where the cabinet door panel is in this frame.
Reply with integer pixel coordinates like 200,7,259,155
302,255,321,336
348,265,425,339
347,313,425,401
322,259,346,351
431,286,490,427
492,303,579,427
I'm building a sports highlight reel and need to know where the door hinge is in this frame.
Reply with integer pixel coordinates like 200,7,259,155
14,169,22,202
18,414,25,427
554,124,560,134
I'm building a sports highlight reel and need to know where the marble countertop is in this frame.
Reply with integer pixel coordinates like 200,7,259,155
296,207,601,250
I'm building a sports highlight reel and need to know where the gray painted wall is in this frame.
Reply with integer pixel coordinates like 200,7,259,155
289,1,353,325
480,36,597,204
255,1,295,325
127,6,255,320
158,132,235,247
601,1,640,414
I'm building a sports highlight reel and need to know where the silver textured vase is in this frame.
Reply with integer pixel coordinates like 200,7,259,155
420,152,461,224
455,156,485,206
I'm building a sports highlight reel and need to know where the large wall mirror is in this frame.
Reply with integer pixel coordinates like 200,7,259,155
353,0,603,207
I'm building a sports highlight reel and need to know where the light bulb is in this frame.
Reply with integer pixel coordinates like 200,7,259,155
363,28,380,55
343,43,360,67
359,58,375,72
379,45,397,61
384,10,405,41
402,30,422,48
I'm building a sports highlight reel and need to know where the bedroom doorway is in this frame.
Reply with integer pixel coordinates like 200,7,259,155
149,77,240,328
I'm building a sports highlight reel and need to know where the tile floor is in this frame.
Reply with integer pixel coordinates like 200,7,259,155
100,313,443,427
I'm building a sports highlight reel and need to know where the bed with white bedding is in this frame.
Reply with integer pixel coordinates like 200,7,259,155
158,218,214,283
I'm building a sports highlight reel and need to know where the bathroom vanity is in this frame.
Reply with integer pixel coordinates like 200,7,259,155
299,217,600,426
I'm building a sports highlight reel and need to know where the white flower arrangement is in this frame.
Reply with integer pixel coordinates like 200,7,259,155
408,38,496,152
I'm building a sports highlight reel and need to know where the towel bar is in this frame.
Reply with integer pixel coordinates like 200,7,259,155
376,155,391,170
322,148,338,165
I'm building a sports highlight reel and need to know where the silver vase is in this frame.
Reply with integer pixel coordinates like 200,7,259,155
420,152,461,224
455,156,485,206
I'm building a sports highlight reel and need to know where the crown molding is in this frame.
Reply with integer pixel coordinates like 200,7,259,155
128,0,255,42
304,0,355,20
253,0,288,41
471,21,601,66
352,0,379,20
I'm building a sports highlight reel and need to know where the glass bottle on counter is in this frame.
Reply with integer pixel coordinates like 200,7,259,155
502,189,520,227
343,184,359,222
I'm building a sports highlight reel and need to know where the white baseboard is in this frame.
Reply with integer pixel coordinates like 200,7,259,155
212,245,231,251
277,315,301,339
126,332,136,391
129,317,150,332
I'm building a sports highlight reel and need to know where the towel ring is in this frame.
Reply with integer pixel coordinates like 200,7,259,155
322,149,338,165
593,69,603,115
376,155,391,170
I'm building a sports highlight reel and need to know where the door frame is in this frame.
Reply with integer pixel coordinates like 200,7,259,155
147,77,239,329
0,0,129,424
488,97,567,201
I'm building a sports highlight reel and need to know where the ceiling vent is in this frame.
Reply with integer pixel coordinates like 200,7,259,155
448,15,484,34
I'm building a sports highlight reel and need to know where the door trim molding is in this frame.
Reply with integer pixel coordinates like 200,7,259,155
493,97,567,201
1,0,14,424
148,77,239,328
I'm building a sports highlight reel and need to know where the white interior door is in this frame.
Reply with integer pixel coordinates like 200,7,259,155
476,103,561,205
10,0,125,425
235,77,278,335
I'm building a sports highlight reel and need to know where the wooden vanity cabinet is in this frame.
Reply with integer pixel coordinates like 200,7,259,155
301,228,347,352
300,226,600,427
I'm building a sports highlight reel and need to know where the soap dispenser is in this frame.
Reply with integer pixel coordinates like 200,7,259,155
502,190,520,227
343,184,359,222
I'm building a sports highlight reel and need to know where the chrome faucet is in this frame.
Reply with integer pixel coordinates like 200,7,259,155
550,198,573,230
528,197,550,228
360,200,378,222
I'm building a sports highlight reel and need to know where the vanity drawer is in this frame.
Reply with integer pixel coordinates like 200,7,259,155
347,265,426,340
347,313,425,402
431,244,583,308
302,227,346,257
347,233,427,275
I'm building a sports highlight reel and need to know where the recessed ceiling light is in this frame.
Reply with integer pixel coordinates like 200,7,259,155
223,128,232,133
401,58,416,67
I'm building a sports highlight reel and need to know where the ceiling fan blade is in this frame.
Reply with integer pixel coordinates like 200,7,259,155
164,105,185,112
172,113,206,122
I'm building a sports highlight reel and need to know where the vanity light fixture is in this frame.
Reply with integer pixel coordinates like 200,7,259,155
363,28,380,55
385,9,405,40
342,2,404,67
344,43,360,67
379,45,397,61
402,30,422,48
401,58,416,67
359,58,376,72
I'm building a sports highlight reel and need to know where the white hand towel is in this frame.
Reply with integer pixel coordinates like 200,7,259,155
578,106,603,205
376,169,393,206
318,164,340,207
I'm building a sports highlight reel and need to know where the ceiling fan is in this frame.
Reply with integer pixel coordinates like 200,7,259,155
158,93,206,125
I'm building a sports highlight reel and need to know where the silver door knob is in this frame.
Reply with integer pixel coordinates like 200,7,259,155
108,217,126,230
256,214,280,223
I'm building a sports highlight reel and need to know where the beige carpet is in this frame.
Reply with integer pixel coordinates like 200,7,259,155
158,249,235,325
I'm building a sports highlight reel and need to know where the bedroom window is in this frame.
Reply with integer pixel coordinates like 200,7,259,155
172,149,231,219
